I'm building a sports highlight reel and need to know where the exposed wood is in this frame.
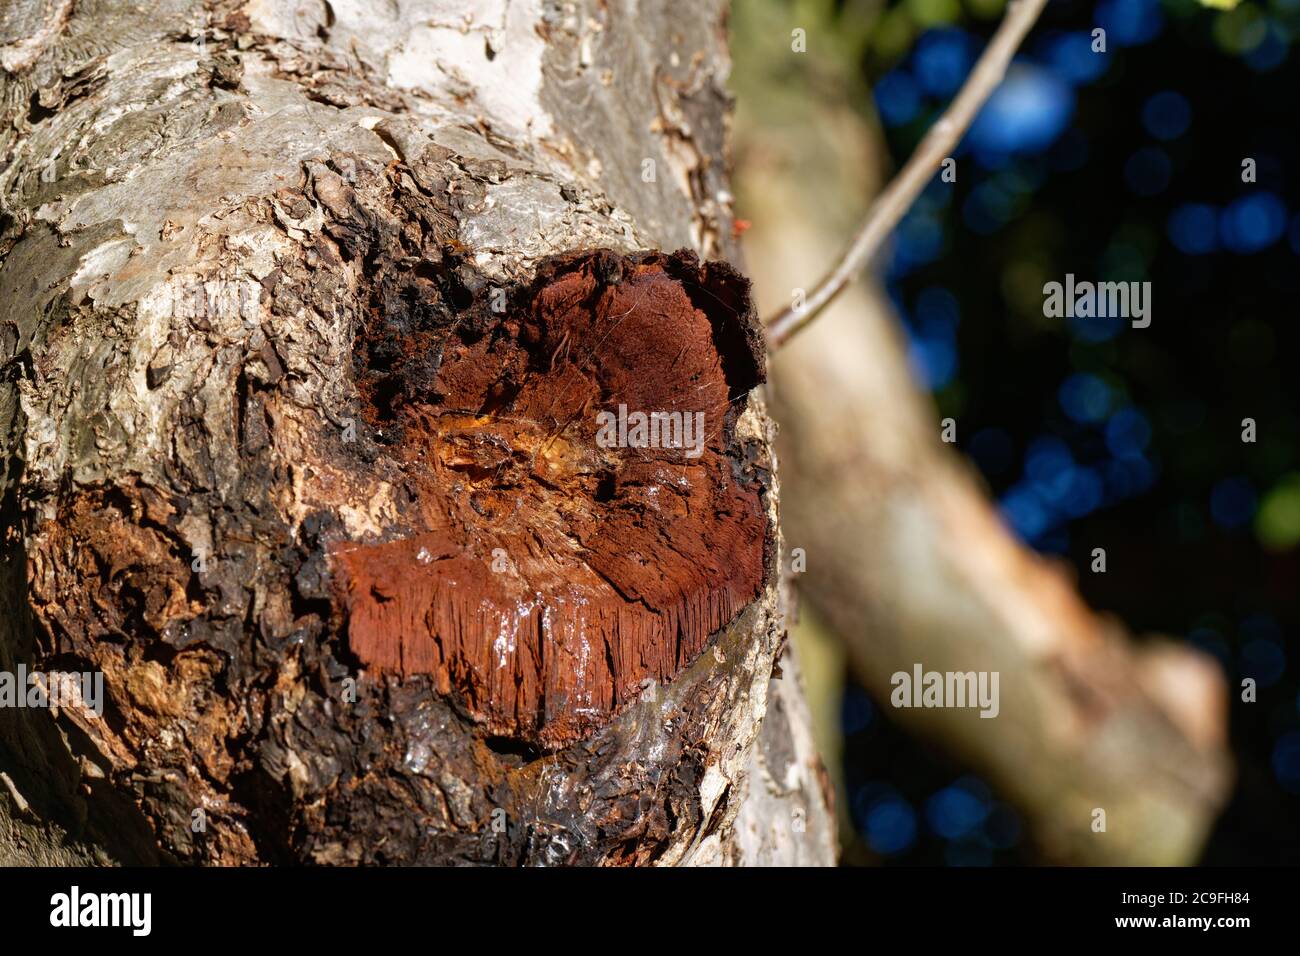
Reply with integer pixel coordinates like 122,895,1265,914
334,250,770,748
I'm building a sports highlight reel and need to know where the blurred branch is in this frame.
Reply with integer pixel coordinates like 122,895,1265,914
757,200,1233,865
764,0,1049,350
733,0,1233,860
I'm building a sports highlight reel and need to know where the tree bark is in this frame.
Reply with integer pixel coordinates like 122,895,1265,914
0,0,833,866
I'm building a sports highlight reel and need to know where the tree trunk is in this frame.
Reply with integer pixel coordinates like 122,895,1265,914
0,0,834,866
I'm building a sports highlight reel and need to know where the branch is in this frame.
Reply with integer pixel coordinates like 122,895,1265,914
764,0,1050,350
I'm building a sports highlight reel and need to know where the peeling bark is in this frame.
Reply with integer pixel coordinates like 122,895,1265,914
0,0,831,866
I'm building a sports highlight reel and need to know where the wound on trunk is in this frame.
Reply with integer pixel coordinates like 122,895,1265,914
332,249,769,748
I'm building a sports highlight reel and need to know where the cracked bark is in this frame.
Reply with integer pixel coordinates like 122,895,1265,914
0,0,834,866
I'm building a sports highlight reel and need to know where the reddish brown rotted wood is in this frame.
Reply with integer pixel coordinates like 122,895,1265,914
332,249,770,748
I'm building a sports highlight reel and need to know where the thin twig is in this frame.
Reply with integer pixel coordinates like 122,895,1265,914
764,0,1050,350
